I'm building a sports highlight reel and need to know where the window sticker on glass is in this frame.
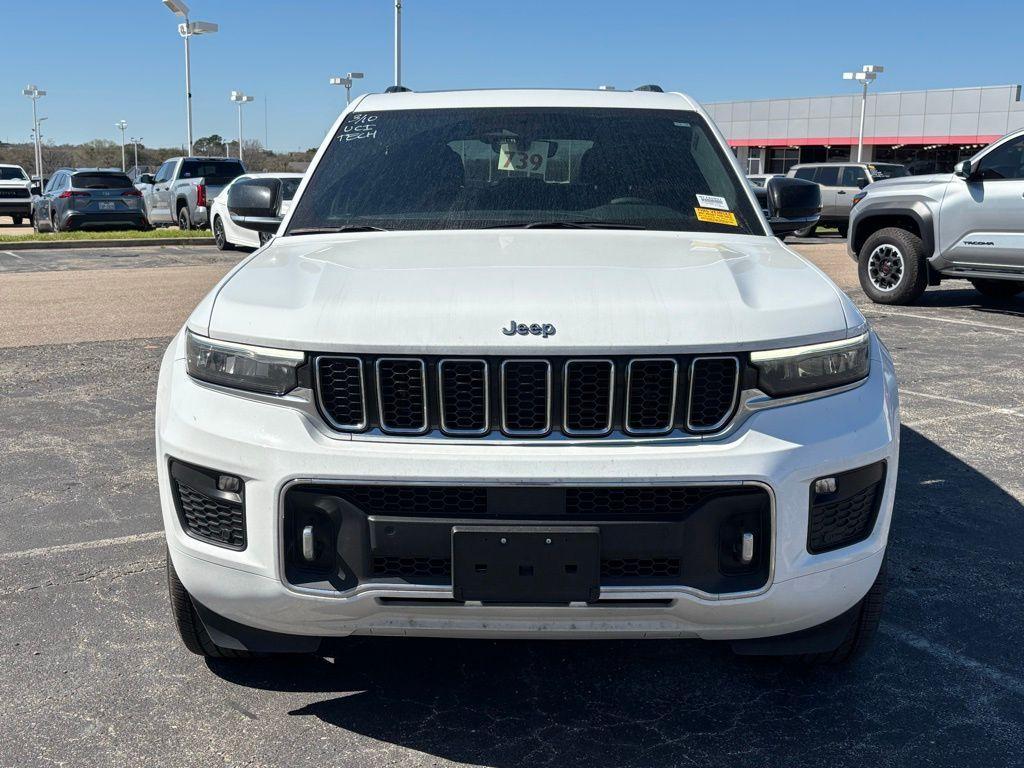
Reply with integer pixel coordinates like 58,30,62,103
497,141,549,174
696,193,729,211
694,207,738,226
339,114,379,142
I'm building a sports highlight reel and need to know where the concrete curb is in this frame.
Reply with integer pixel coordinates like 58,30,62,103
0,237,215,251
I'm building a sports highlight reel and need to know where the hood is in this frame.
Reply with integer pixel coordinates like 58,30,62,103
868,173,952,191
0,178,30,188
200,230,854,354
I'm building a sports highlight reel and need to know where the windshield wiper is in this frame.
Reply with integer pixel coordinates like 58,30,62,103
288,225,389,235
484,221,647,230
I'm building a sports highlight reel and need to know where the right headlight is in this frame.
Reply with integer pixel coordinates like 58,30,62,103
751,332,870,397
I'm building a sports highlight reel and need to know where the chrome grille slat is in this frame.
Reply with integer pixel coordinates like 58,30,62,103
500,359,552,436
686,356,740,432
438,359,489,436
563,359,614,436
624,358,678,435
315,356,367,431
375,358,429,434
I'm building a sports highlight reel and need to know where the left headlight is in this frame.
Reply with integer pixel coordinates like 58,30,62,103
751,332,870,397
185,330,304,395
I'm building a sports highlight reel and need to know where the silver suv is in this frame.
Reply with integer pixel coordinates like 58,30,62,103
788,162,908,237
848,130,1024,304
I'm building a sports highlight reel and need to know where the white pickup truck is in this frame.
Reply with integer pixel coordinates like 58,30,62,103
138,156,245,230
157,86,898,665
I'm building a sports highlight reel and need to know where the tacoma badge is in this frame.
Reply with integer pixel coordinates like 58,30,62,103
502,320,556,338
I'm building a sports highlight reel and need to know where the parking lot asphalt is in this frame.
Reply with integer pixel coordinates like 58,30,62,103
1,241,1022,767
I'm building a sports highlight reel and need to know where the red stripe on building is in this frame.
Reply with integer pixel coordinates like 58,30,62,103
729,135,1001,147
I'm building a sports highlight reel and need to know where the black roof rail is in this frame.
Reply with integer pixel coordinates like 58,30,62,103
384,85,412,93
635,84,664,92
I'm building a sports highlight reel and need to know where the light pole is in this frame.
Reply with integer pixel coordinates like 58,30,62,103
329,72,364,105
115,120,128,170
842,64,884,163
162,0,218,155
394,0,402,87
130,137,143,173
230,91,254,165
22,85,46,189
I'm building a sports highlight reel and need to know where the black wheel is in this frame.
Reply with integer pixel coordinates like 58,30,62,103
50,210,61,233
970,278,1024,299
858,227,928,305
166,549,255,659
31,211,41,233
12,215,23,226
793,224,817,237
837,224,849,239
797,559,887,666
177,206,192,231
213,216,233,251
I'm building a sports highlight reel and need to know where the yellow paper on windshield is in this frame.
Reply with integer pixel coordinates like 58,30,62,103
694,207,738,226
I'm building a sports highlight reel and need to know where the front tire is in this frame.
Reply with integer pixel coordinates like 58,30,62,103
213,216,233,251
12,215,23,226
970,278,1024,299
797,560,886,666
793,224,817,238
166,549,255,659
858,227,928,305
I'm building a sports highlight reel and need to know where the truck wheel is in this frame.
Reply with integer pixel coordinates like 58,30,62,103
797,559,887,666
858,227,928,305
166,549,255,659
177,206,192,231
793,224,817,237
837,223,849,239
970,278,1024,299
12,215,23,226
213,216,233,251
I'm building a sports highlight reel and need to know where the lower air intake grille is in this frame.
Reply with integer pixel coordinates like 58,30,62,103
373,556,451,578
565,486,721,516
687,357,739,431
173,481,246,550
601,557,681,579
333,486,489,516
808,474,885,554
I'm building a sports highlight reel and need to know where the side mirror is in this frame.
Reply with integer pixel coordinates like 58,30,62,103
954,159,973,179
765,176,821,237
139,173,155,185
227,177,283,233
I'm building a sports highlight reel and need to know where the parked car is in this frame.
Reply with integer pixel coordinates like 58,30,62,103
138,157,245,230
0,164,33,225
31,168,148,232
209,172,303,250
849,129,1024,304
787,162,909,237
159,86,897,665
746,173,785,187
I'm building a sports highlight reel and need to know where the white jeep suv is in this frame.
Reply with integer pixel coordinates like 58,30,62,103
157,87,899,664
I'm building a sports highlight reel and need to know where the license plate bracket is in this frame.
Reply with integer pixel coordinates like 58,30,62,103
98,201,115,210
452,525,600,604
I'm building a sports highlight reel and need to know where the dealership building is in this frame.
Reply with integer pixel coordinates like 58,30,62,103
705,84,1024,176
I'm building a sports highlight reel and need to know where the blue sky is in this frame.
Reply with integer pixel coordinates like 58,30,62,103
3,0,1023,152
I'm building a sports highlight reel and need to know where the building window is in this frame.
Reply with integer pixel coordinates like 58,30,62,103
746,147,762,174
766,148,799,174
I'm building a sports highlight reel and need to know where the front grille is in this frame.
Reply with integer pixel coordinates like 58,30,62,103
173,482,246,549
0,188,30,199
333,485,488,515
315,354,741,439
565,487,721,515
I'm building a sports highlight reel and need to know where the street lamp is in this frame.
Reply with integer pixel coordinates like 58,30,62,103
115,120,128,171
843,64,884,163
329,72,364,105
129,137,143,174
162,0,218,155
22,85,46,190
230,91,255,165
394,0,402,87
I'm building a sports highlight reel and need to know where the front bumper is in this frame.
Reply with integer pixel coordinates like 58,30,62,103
0,200,31,216
156,332,899,641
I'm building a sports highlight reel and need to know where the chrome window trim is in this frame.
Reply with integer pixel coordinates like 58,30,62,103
314,355,368,432
562,359,615,437
275,477,777,602
437,358,490,436
686,356,740,433
624,358,678,436
375,357,429,435
500,359,552,437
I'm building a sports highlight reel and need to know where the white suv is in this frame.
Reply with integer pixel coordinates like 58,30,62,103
157,87,899,664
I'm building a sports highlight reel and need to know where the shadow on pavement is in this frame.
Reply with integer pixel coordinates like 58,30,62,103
914,286,1024,319
208,425,1024,767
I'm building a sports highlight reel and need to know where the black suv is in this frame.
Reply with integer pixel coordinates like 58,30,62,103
32,168,149,232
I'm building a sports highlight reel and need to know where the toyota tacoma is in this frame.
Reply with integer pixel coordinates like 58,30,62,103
157,87,899,664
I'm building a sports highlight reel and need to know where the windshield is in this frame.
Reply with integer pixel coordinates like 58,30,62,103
286,107,763,235
868,164,908,180
0,167,28,181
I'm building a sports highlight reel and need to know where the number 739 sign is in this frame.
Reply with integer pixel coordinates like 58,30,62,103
497,141,550,174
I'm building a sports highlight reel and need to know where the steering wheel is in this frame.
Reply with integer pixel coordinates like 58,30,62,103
608,196,653,205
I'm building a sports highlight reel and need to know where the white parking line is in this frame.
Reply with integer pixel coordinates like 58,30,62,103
882,624,1024,698
900,388,1024,418
2,250,26,260
864,308,1024,335
0,531,163,562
